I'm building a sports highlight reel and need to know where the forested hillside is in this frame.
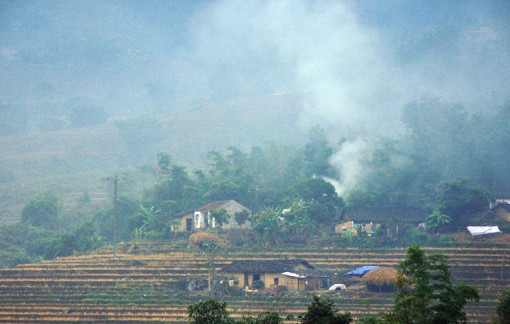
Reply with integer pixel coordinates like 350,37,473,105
1,0,510,272
1,100,510,267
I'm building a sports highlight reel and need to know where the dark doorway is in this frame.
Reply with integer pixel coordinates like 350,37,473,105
186,218,192,232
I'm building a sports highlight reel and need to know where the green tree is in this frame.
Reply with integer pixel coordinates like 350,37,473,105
384,245,479,324
209,209,230,227
282,202,313,235
238,312,284,324
187,299,233,324
298,295,352,324
401,99,472,186
253,207,283,245
438,178,492,222
21,191,59,228
358,317,382,324
44,234,78,259
73,221,104,252
156,152,172,183
495,290,510,324
234,210,251,227
94,196,139,242
426,210,451,230
292,177,344,224
135,205,162,239
346,187,377,207
204,180,241,202
303,125,334,177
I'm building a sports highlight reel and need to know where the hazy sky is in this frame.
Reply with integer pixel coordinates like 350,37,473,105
1,0,509,143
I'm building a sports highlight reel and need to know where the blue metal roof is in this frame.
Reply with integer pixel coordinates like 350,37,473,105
346,265,380,276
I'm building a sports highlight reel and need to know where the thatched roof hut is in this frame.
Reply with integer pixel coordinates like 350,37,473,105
361,267,399,292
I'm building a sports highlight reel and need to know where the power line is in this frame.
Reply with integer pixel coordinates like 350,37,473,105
202,242,225,298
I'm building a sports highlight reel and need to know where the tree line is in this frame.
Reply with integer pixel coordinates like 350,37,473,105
2,100,509,265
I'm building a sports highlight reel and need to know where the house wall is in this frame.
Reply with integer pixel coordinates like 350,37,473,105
225,272,273,289
175,200,252,232
218,201,252,230
197,201,252,230
494,206,510,222
225,264,313,291
367,283,395,293
227,272,305,290
227,272,246,288
335,221,355,236
175,214,193,232
335,221,380,237
305,277,323,290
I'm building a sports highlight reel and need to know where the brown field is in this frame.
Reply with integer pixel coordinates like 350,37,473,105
0,242,508,323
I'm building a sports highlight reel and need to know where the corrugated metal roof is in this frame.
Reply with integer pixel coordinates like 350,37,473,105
467,226,501,236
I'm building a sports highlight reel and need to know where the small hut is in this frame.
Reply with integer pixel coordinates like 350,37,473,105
361,267,398,292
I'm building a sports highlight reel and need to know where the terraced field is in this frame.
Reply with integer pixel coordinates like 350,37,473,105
0,242,508,323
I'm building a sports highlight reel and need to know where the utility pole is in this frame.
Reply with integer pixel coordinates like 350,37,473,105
106,175,125,258
203,242,224,298
502,248,507,280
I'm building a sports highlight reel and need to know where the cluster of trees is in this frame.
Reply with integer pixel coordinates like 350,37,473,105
0,127,345,265
133,127,345,241
2,107,505,265
4,100,510,265
188,295,352,324
0,191,103,268
354,100,509,209
187,247,510,324
380,246,480,323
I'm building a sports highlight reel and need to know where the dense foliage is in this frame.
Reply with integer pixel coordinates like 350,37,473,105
494,290,510,324
298,295,353,324
21,191,59,228
187,297,349,324
4,101,510,266
383,246,479,324
187,299,232,324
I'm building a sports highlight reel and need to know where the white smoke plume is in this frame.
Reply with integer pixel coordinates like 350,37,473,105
328,138,372,196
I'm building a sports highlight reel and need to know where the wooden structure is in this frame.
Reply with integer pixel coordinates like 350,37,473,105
336,207,427,237
221,259,326,291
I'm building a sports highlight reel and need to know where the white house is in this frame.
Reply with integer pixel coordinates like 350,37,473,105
192,200,251,230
